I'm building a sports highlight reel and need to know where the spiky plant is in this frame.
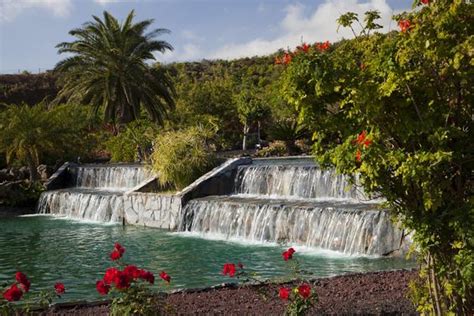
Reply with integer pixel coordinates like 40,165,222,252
54,10,175,128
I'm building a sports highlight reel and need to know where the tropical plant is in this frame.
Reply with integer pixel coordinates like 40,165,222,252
0,104,98,181
150,126,218,190
54,10,175,127
105,119,159,162
280,1,473,314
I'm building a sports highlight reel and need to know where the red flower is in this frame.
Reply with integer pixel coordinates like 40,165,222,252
283,53,292,65
398,19,411,33
282,247,296,261
54,282,65,295
113,271,131,290
315,41,331,52
110,250,121,261
356,130,372,148
279,287,291,300
298,283,312,299
15,272,30,293
140,270,155,284
356,149,362,162
421,0,430,4
159,271,171,283
222,263,236,277
96,280,110,295
110,242,125,261
124,265,141,280
297,42,310,53
114,243,125,255
3,284,23,302
103,267,119,285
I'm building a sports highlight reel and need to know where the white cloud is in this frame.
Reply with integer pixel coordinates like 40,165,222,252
210,0,397,60
0,0,73,22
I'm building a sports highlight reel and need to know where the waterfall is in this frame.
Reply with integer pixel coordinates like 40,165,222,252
179,160,403,256
181,197,402,256
75,165,151,190
234,164,365,200
37,165,151,222
37,189,124,222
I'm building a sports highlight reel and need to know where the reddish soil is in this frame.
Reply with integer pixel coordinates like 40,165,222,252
41,269,418,315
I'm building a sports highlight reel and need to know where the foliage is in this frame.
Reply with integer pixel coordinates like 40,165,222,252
0,104,98,180
0,73,58,106
54,10,175,126
150,126,219,190
234,83,269,150
105,120,159,163
280,1,473,314
255,141,290,158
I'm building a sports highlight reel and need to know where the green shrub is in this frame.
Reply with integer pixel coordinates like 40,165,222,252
151,126,218,190
255,141,289,157
105,120,159,163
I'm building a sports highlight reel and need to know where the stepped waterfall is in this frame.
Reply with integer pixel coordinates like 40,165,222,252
179,162,404,256
37,159,406,256
37,165,151,222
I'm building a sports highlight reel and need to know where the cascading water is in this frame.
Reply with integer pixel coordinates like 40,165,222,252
180,160,405,256
37,165,152,222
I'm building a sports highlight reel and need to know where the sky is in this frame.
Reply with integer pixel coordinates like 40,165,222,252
0,0,413,74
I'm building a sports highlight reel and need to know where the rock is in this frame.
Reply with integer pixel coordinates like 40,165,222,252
0,169,12,182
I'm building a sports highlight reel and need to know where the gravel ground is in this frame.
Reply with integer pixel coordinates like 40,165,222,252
42,269,418,315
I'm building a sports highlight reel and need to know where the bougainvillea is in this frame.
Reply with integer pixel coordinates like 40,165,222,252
280,1,473,314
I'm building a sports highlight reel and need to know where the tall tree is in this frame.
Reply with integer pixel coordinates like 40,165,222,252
54,10,175,127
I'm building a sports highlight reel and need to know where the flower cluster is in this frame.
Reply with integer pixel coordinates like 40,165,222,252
1,272,65,304
96,243,168,296
353,130,372,162
110,242,126,261
275,41,331,65
2,272,31,302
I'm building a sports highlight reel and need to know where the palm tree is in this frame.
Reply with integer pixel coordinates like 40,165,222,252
54,10,175,128
0,105,57,181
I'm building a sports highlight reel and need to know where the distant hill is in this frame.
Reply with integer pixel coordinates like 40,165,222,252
0,72,58,106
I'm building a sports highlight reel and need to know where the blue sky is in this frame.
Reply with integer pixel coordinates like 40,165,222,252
0,0,413,74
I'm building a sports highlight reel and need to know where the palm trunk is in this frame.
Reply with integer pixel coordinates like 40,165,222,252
27,156,38,182
242,122,249,151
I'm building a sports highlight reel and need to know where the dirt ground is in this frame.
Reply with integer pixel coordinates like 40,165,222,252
42,269,418,315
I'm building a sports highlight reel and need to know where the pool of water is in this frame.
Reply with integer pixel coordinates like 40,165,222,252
0,215,415,302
